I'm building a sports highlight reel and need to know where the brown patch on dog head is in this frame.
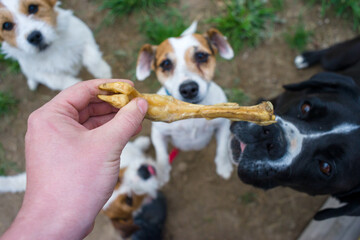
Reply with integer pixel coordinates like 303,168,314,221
103,193,146,237
186,33,217,82
103,167,146,237
0,7,17,46
112,219,140,238
154,39,175,84
19,0,57,26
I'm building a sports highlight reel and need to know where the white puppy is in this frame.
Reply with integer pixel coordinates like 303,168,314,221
0,0,111,91
136,22,235,184
102,136,162,238
104,136,160,208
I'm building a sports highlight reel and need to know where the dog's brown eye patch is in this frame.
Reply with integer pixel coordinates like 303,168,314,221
319,160,331,176
2,21,14,31
28,4,39,14
194,52,209,63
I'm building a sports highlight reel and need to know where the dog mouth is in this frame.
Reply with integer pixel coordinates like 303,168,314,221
229,134,247,165
147,165,157,176
38,43,50,52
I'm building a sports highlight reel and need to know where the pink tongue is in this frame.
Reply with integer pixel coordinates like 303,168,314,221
240,142,247,152
148,166,156,176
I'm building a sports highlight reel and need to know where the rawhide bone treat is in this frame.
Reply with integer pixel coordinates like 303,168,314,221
98,82,276,126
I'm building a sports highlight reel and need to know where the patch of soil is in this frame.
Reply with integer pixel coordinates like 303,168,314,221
0,0,356,239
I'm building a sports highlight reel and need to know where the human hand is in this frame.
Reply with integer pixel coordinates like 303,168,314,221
1,79,148,240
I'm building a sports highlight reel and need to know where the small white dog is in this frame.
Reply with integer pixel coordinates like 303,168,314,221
104,136,160,205
103,136,161,238
136,22,235,184
0,0,111,91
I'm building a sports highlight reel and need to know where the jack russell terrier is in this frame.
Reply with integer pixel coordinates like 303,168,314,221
0,137,161,237
136,22,235,184
103,136,162,238
0,0,111,91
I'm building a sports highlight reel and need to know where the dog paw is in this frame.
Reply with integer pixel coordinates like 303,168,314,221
158,164,171,186
95,61,112,79
294,55,309,69
215,158,233,180
133,136,151,151
27,79,39,91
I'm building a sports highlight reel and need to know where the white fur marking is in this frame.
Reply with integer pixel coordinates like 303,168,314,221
262,117,360,169
294,55,309,69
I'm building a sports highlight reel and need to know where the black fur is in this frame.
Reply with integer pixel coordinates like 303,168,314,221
231,36,360,220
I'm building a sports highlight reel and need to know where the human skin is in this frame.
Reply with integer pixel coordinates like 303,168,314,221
0,79,148,240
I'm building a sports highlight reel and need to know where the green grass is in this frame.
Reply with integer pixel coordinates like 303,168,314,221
284,20,313,52
224,88,250,105
209,0,276,52
0,91,19,117
239,192,256,205
0,53,21,75
100,0,169,18
139,8,189,45
310,0,360,30
270,0,285,12
0,143,18,176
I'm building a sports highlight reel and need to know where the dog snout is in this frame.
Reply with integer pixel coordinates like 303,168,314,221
138,164,156,180
27,31,43,46
179,81,199,100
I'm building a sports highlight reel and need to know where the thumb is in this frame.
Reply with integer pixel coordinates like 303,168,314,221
95,98,148,151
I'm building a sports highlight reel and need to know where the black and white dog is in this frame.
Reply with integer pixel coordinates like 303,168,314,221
230,36,360,220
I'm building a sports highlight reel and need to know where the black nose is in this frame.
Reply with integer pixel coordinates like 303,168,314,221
179,81,199,99
27,31,43,46
138,165,151,180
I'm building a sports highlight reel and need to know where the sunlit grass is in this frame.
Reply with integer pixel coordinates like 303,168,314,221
209,0,276,52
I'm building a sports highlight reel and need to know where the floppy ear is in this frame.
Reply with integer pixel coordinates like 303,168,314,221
284,72,357,92
181,21,198,36
205,28,234,60
136,44,157,81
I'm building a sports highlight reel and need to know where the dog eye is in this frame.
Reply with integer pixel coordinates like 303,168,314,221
2,22,14,31
125,196,133,206
300,102,311,116
194,52,209,63
319,160,332,176
160,59,173,71
28,4,39,14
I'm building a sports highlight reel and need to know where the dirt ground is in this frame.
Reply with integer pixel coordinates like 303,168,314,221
0,0,357,239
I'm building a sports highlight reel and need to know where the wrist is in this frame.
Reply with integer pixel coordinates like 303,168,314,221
1,196,94,240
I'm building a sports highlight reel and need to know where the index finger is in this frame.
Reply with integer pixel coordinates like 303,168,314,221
48,79,134,120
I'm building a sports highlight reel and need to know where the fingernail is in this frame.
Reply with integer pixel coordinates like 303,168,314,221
137,98,148,115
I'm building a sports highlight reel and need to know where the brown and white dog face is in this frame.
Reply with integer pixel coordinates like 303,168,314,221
136,22,234,103
0,0,57,53
103,168,146,238
103,137,161,236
